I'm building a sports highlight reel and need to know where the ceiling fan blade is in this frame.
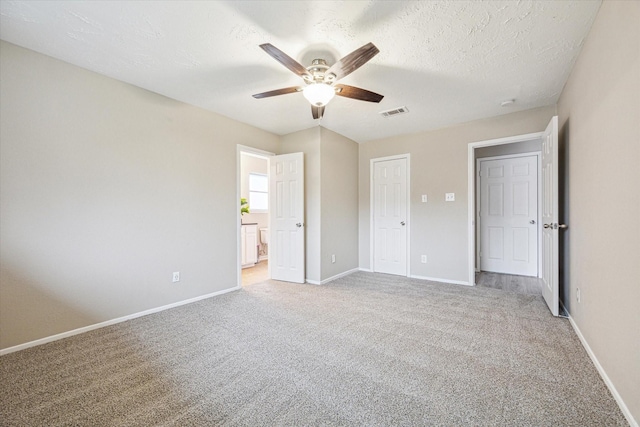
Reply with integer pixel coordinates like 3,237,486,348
335,84,384,103
325,42,380,81
312,105,325,119
260,43,312,80
252,86,302,99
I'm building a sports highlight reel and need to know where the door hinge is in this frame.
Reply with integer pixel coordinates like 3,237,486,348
479,170,482,177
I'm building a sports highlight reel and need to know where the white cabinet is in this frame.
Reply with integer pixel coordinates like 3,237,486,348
241,224,258,268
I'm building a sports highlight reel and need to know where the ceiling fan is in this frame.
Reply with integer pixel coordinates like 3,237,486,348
252,42,384,119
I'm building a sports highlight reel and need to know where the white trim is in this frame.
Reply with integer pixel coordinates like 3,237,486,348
237,144,275,157
560,302,638,427
476,152,540,162
237,145,275,288
318,268,360,285
467,132,544,286
359,267,373,273
369,153,411,277
469,132,543,149
410,274,471,286
0,286,240,356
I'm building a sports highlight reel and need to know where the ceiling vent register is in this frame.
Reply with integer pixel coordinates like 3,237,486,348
379,106,409,117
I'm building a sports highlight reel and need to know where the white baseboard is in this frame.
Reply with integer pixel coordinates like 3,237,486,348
0,286,241,356
258,255,268,261
358,269,470,287
320,268,360,285
410,274,471,286
305,268,361,285
560,302,638,427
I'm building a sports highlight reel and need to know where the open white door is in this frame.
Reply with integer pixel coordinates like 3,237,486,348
541,116,562,316
270,153,305,283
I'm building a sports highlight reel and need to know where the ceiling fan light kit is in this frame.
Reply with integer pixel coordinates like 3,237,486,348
253,42,384,119
303,83,335,107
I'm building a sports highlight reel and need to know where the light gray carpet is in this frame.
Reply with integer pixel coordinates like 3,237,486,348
0,272,628,426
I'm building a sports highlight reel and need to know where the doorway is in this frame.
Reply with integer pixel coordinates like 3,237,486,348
468,116,561,316
469,136,543,285
237,146,273,287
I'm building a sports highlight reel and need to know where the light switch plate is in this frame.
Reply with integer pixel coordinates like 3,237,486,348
445,193,455,201
422,195,428,203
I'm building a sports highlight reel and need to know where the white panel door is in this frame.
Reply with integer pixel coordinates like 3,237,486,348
480,155,538,276
269,153,305,283
373,158,408,276
542,116,560,316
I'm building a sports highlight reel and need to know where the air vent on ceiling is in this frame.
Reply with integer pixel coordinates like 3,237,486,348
379,106,409,118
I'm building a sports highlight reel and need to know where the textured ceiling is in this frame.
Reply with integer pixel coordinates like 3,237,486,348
0,1,601,143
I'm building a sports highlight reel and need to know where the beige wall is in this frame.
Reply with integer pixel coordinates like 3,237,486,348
359,106,556,282
279,126,360,283
320,128,359,280
280,127,322,283
2,4,637,419
0,41,280,349
557,0,640,422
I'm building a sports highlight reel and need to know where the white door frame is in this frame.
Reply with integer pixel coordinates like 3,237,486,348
370,153,411,276
476,152,542,277
236,144,274,288
467,133,543,286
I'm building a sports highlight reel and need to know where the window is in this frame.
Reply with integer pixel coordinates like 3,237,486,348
249,173,268,212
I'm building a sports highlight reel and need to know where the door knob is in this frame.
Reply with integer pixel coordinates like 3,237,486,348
558,224,568,229
400,221,406,226
296,223,303,228
543,224,551,229
530,220,536,224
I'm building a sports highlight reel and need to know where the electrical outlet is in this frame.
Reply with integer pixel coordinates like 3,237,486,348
445,193,455,202
421,255,427,263
173,271,180,283
422,194,428,203
331,254,336,263
576,287,581,303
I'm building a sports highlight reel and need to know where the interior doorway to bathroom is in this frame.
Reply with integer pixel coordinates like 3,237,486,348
237,146,273,287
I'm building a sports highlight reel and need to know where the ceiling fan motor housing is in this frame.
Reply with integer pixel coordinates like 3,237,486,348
306,59,335,84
